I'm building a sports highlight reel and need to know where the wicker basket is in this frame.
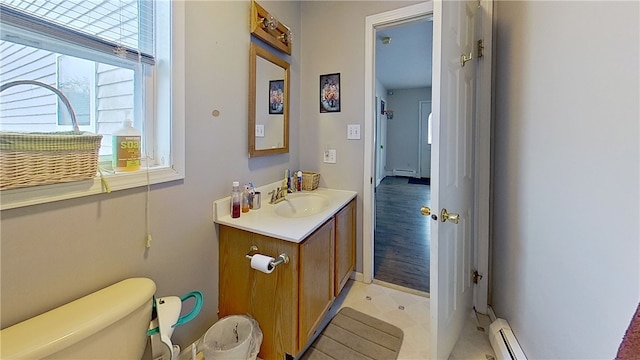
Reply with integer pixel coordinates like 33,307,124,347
0,80,103,190
301,171,320,191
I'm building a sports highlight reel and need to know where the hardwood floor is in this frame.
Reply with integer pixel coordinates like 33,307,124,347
374,176,431,293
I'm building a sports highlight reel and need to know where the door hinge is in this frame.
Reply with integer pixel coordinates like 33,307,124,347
477,39,484,58
472,270,483,284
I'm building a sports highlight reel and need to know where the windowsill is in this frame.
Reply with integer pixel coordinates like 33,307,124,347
0,166,184,210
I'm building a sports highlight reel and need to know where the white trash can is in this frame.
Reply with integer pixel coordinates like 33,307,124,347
200,315,262,360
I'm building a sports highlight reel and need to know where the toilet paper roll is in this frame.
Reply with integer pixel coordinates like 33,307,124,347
250,254,275,274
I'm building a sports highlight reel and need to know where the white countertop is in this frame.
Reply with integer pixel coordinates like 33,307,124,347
213,182,356,243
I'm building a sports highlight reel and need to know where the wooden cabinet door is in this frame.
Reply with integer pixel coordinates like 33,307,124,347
218,225,299,360
219,226,253,317
298,218,334,351
335,198,356,296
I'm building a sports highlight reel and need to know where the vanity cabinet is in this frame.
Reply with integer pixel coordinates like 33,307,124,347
218,200,355,360
334,198,356,296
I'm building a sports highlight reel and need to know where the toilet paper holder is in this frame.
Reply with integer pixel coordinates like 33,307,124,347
245,245,289,268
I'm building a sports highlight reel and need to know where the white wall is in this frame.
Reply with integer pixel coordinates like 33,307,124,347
299,1,420,271
385,87,430,176
492,1,640,358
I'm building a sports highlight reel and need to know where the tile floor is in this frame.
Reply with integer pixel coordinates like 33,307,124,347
186,278,495,360
325,279,495,360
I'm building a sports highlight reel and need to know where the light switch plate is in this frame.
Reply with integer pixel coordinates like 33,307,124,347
255,124,265,137
324,149,337,163
347,124,361,140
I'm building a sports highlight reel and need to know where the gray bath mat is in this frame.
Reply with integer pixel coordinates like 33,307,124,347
300,307,404,360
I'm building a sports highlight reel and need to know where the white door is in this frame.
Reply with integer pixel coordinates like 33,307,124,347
430,0,478,358
419,100,432,178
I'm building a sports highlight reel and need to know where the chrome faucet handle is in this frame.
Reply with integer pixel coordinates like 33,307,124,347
268,187,289,204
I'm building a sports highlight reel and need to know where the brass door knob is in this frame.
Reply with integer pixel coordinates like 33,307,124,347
441,208,460,224
420,206,431,216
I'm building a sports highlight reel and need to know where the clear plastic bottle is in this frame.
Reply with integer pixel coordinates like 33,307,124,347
112,119,141,172
231,181,241,218
242,184,251,213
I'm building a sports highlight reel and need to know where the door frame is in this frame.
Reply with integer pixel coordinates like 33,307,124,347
473,0,494,314
362,1,492,312
363,1,433,284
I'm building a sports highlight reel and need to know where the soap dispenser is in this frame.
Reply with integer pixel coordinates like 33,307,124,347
112,119,141,172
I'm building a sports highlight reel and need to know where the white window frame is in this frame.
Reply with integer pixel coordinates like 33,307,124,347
0,2,185,210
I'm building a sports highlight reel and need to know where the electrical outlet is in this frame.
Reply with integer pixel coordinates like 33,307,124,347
347,124,361,140
324,149,337,163
255,124,265,137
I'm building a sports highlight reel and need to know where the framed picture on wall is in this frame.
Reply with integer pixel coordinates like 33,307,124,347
320,73,340,113
269,79,284,115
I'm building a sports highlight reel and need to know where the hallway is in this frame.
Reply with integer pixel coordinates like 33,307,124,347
374,176,431,292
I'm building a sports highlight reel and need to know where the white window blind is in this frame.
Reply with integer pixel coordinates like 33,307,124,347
0,0,154,66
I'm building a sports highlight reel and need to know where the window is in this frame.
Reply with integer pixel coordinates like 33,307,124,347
57,55,93,127
0,1,185,209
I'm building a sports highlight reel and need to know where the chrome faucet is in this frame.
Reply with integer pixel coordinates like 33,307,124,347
268,187,288,204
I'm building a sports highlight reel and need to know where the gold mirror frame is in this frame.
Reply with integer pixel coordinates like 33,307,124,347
249,43,290,157
250,0,292,55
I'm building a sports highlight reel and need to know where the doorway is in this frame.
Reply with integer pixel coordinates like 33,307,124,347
363,1,494,358
371,16,433,293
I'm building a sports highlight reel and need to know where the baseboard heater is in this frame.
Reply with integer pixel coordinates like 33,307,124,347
489,318,528,360
392,169,416,177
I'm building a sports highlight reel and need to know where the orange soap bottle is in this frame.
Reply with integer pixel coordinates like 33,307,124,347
112,119,141,172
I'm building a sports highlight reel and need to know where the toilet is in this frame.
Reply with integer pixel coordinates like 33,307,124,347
0,277,156,359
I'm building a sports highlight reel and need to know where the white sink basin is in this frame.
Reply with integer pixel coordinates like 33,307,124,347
274,193,330,218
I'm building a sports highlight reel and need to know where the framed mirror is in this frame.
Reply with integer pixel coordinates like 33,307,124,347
249,42,290,157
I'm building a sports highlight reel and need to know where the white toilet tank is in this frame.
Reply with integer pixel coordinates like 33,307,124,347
0,277,156,359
